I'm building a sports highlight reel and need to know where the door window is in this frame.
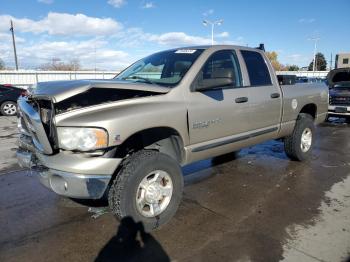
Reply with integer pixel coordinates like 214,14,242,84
201,50,242,87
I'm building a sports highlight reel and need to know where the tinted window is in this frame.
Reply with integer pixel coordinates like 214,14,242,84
0,87,9,92
241,50,272,86
201,50,242,87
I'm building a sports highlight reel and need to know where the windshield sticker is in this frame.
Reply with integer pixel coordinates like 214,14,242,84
175,49,197,54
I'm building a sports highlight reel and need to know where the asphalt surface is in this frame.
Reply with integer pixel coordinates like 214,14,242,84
0,116,349,262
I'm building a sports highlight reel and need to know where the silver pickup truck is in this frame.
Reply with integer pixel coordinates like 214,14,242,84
16,45,328,229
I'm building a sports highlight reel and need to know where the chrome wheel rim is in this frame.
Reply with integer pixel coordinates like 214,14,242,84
3,103,16,115
136,170,173,218
301,128,312,152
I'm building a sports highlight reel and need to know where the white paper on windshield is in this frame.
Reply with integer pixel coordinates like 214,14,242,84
175,49,197,54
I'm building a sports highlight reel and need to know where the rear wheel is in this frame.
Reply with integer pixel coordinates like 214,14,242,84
284,113,315,161
108,150,183,231
1,101,17,116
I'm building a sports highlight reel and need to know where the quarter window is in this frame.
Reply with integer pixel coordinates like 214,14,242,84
241,50,272,86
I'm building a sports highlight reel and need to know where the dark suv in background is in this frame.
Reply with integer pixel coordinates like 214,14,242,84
327,68,350,122
0,84,26,116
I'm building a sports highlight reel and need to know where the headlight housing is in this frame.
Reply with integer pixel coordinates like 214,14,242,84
57,127,108,151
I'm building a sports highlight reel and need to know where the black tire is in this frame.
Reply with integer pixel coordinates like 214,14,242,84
108,150,184,231
1,101,17,116
284,113,315,161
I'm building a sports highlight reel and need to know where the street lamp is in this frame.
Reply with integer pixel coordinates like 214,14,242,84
308,37,320,72
203,19,223,45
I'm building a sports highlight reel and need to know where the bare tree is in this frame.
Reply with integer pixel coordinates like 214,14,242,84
39,58,81,71
0,58,5,70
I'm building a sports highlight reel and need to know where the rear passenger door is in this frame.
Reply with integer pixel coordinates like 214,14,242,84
240,50,282,133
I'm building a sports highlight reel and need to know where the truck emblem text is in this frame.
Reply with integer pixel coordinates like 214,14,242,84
193,118,222,129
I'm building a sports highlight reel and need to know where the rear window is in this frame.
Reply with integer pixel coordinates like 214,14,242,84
241,50,272,86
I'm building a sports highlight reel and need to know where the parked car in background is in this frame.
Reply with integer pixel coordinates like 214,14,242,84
296,77,326,84
0,84,26,116
327,68,350,122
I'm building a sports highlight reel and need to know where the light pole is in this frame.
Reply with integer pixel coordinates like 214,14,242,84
308,37,320,71
203,19,223,45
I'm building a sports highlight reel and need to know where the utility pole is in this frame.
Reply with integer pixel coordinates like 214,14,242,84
202,19,223,45
10,20,19,70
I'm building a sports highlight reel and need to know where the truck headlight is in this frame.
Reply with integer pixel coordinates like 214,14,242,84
57,127,108,151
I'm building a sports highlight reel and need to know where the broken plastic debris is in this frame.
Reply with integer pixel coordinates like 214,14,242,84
88,207,109,219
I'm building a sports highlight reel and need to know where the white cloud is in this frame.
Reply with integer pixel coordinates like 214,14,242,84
2,38,130,70
142,2,155,9
148,32,211,46
298,18,315,23
0,13,122,36
38,0,54,4
107,0,125,8
216,31,229,38
202,9,214,17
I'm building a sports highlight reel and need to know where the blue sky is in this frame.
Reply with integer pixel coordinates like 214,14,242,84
0,0,349,70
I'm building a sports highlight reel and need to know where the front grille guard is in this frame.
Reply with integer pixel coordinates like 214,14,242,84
17,97,53,155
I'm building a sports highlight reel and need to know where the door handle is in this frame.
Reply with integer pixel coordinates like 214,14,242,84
235,97,248,103
270,93,280,99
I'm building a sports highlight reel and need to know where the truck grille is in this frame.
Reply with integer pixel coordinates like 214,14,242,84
329,96,350,105
18,97,55,154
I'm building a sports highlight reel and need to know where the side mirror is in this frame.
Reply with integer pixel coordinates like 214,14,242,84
196,77,233,91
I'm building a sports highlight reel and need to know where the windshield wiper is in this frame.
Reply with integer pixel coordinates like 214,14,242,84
124,76,155,85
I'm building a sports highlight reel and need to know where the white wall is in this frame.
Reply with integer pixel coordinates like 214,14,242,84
276,71,329,78
0,70,119,88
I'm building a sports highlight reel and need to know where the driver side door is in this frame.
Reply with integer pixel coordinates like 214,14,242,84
186,50,252,146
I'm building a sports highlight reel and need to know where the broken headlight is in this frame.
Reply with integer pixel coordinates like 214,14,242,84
57,127,108,151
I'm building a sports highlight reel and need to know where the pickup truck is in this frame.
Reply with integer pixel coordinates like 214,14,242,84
16,45,328,230
327,68,350,122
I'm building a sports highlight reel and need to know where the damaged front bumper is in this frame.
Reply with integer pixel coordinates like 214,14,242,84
16,146,121,199
16,97,122,199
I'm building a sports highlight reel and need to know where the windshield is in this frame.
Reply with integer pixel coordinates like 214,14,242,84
115,49,204,87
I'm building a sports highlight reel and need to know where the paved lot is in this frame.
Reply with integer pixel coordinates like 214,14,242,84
0,116,349,262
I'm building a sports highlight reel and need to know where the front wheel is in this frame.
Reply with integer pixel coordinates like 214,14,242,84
1,101,17,116
284,113,315,161
108,150,184,231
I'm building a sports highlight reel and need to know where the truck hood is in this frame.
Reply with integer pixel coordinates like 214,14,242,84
30,79,171,102
327,68,350,87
